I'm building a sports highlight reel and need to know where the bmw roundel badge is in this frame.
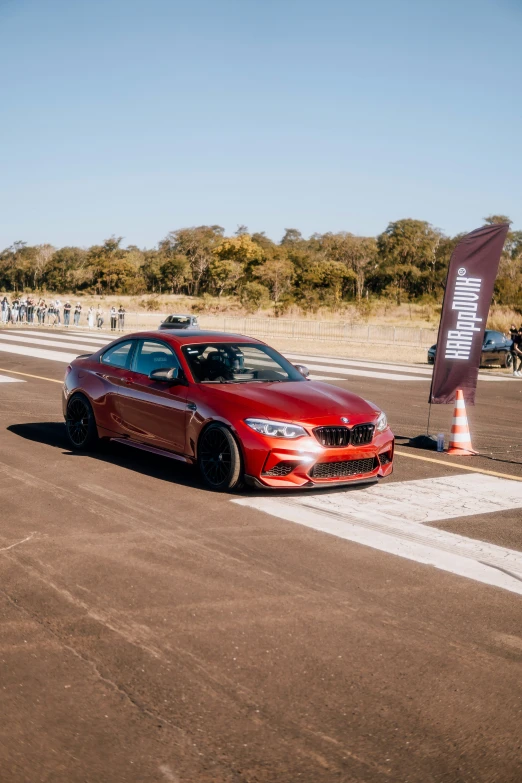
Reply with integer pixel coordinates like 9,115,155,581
341,417,350,423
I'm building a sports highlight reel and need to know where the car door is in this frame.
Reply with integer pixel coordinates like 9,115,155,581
116,338,188,453
481,331,497,365
96,340,137,431
483,331,505,365
493,331,508,364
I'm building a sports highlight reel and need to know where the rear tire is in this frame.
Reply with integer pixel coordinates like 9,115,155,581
65,393,99,451
198,423,243,491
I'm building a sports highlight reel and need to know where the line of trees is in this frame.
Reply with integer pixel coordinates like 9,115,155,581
1,216,520,312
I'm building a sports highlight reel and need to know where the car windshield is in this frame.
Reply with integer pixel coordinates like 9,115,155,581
166,316,191,325
182,342,305,383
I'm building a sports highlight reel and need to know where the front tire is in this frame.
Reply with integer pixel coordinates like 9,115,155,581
504,352,513,369
198,424,243,491
65,393,99,451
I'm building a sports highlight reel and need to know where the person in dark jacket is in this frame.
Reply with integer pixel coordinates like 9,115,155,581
117,305,126,332
510,325,520,376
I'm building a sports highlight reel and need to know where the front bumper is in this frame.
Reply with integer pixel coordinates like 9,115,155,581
237,424,394,489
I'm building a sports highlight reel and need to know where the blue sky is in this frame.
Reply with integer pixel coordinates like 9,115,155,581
1,0,521,248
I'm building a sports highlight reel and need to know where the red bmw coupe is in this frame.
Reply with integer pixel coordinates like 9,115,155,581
63,330,394,491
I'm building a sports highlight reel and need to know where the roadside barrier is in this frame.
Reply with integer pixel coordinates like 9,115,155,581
447,390,476,456
1,313,438,347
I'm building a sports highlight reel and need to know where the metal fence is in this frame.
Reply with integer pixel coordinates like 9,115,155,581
6,312,438,346
200,316,437,347
118,313,437,347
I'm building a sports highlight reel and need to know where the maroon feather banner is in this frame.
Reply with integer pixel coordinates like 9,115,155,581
429,223,509,405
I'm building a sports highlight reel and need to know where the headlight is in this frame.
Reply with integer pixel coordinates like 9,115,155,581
245,418,307,439
375,411,388,432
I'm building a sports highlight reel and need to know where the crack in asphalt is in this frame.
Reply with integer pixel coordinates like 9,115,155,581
0,532,36,552
0,585,190,747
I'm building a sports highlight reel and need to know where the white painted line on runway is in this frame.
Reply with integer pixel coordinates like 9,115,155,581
0,373,24,383
309,375,351,381
234,474,522,596
18,330,113,345
300,362,428,381
285,353,434,376
0,333,102,352
285,353,514,381
0,341,76,363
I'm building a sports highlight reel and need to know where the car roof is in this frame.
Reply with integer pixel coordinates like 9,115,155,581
164,314,196,318
120,330,264,347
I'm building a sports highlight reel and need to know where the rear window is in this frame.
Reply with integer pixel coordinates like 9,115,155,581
100,341,134,369
485,331,505,343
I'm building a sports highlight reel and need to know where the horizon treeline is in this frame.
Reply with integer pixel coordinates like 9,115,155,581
1,216,520,312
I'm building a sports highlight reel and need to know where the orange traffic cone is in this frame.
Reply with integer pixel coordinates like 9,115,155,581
447,390,476,456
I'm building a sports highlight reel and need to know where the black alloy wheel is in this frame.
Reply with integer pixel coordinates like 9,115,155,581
504,352,513,369
65,394,99,451
198,423,242,491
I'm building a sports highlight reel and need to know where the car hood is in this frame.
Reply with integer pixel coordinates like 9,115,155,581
198,381,380,426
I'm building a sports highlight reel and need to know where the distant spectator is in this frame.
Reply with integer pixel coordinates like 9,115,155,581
96,307,104,330
511,326,522,377
73,302,82,326
117,305,125,332
1,297,9,324
110,305,117,332
510,325,520,376
54,298,62,325
37,299,46,325
87,306,95,330
11,298,19,324
63,301,72,327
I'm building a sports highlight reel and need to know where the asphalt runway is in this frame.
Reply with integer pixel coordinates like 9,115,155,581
1,329,522,783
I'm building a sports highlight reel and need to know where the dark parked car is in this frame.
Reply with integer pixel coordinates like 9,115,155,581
159,314,199,330
427,329,513,367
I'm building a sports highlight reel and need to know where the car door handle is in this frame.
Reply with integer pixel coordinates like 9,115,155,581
123,377,133,385
187,402,197,411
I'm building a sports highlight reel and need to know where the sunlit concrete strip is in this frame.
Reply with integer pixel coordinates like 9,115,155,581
19,330,113,345
234,474,522,596
0,333,102,353
0,374,24,383
0,368,61,383
296,362,428,381
285,353,515,381
395,450,522,482
285,353,434,375
0,341,76,364
309,375,353,381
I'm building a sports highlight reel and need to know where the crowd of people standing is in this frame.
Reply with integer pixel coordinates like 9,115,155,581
0,297,126,331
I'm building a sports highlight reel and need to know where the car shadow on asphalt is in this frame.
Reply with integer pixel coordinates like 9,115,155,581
7,421,205,492
7,421,382,499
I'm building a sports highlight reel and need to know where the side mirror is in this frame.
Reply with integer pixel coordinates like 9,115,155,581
149,366,179,382
485,340,494,346
294,364,310,378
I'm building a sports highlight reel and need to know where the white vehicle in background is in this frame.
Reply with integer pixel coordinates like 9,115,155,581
158,314,200,331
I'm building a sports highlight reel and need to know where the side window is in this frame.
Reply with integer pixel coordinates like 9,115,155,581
132,340,180,376
101,341,134,369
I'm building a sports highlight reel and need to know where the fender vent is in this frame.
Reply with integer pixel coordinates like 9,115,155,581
263,462,294,477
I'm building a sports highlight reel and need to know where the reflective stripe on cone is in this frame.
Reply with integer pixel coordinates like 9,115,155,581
447,389,476,455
